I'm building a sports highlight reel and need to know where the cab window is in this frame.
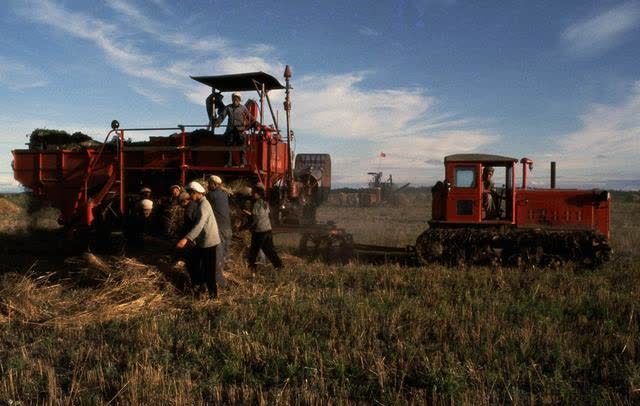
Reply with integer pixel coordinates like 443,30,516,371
454,167,476,188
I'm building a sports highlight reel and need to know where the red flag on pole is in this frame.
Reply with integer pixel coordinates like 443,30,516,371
379,152,386,158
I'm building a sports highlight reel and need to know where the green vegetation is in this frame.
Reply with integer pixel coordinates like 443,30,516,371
0,194,638,404
27,128,92,150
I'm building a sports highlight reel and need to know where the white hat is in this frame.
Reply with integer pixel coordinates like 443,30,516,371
140,187,152,193
169,184,181,191
186,181,205,193
232,92,241,100
140,199,153,210
209,175,222,184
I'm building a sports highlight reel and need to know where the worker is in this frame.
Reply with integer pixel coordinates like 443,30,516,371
215,92,254,167
176,181,220,298
207,175,232,287
168,185,182,204
125,198,154,252
245,183,283,272
176,190,198,285
205,92,226,129
140,187,152,201
162,188,188,239
482,166,497,219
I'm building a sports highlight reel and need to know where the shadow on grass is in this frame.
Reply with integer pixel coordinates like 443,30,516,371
0,229,195,296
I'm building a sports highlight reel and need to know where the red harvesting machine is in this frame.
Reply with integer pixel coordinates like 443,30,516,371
416,154,612,266
12,68,332,234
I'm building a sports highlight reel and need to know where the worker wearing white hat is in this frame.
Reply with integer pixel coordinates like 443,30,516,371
125,198,155,253
207,175,232,286
140,198,153,214
214,91,254,167
177,181,220,298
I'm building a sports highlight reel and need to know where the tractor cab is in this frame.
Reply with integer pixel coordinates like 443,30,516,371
431,154,517,225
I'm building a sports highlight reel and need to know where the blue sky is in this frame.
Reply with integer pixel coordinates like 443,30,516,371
0,0,638,190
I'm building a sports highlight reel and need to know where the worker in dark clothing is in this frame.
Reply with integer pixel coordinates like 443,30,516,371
206,92,226,129
245,184,283,271
207,175,232,287
168,184,182,204
176,181,220,298
124,198,154,252
161,185,186,238
140,187,153,201
215,92,254,167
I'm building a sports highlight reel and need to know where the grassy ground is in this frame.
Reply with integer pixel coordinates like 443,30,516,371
0,194,638,404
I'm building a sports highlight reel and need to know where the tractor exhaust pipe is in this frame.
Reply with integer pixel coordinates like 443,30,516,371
520,157,533,189
284,65,294,196
550,161,556,189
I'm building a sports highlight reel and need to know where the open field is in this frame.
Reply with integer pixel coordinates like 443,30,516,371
0,193,639,404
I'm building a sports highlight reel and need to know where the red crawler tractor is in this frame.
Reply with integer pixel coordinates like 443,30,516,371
416,154,612,266
12,67,332,237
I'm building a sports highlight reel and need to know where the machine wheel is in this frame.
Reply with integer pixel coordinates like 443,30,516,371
415,229,443,265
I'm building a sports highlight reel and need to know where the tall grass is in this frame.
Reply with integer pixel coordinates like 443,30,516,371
0,194,638,404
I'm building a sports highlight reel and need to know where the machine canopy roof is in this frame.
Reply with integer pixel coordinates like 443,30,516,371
444,153,518,164
190,72,285,92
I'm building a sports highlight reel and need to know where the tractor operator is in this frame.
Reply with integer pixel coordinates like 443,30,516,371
482,166,497,219
215,92,254,167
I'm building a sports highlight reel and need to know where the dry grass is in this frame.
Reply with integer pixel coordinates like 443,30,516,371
0,254,182,328
0,193,638,404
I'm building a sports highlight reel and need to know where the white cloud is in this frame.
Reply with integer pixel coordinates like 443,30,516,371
213,56,283,76
291,73,497,185
551,80,640,181
294,73,433,139
106,0,228,53
0,57,49,90
0,172,20,191
8,0,501,187
320,130,498,186
358,26,380,37
14,0,184,89
13,0,279,98
129,84,167,104
562,2,640,57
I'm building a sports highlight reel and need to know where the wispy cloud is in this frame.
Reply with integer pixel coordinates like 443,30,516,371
0,172,20,191
0,57,49,90
292,73,497,184
106,0,228,53
14,0,182,91
129,84,167,104
562,2,640,57
12,0,278,103
9,0,500,186
358,26,380,37
552,80,640,180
